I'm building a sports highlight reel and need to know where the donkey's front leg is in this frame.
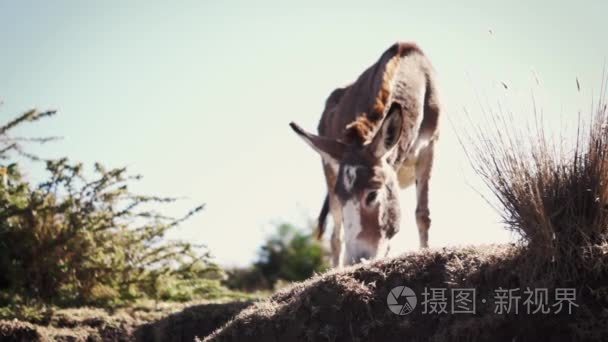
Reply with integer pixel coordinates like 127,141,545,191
330,221,344,267
415,140,435,248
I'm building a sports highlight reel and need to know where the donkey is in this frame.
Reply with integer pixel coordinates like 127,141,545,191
290,42,441,267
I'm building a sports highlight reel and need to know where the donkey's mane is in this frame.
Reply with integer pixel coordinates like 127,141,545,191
343,42,421,146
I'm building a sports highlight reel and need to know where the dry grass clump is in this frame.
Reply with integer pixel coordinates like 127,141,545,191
464,90,608,282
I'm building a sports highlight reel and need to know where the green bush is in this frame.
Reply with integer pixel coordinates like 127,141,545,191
224,223,328,291
223,267,270,292
259,224,327,282
0,109,223,306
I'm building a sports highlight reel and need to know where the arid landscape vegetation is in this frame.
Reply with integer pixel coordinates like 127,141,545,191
2,91,608,341
0,109,322,341
2,2,608,341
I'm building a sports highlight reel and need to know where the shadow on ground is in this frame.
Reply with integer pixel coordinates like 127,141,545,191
0,300,252,342
135,301,252,342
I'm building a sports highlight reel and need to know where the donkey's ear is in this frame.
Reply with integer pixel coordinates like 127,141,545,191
369,103,403,159
290,122,345,163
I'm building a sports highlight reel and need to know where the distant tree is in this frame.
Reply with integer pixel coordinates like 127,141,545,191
254,223,329,288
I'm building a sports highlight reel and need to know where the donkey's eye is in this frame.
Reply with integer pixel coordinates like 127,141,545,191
365,190,378,206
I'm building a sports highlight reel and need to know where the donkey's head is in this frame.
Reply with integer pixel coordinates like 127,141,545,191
290,104,403,265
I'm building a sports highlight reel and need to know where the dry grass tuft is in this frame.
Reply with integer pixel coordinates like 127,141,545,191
463,88,608,282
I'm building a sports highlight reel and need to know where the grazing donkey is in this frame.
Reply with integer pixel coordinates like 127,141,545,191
290,42,441,267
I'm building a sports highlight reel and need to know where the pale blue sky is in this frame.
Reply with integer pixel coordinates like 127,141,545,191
1,1,606,266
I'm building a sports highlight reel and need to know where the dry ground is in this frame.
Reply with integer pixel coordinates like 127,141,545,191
0,300,252,342
205,244,608,342
3,244,607,341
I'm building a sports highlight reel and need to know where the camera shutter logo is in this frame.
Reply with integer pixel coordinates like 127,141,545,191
387,286,417,315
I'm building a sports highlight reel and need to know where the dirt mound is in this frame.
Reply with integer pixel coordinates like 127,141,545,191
205,245,608,342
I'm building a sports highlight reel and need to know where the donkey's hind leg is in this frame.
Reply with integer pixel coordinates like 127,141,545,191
415,140,435,248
